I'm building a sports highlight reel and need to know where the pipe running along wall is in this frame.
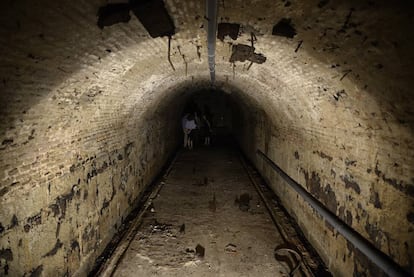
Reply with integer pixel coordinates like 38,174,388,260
206,0,218,83
257,150,409,277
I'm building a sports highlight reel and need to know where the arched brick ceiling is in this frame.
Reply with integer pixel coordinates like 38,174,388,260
0,0,413,275
1,0,412,190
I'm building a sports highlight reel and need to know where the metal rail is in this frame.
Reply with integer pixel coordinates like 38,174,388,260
257,149,410,277
238,154,314,277
91,151,180,277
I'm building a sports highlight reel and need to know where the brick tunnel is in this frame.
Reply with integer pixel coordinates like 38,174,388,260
0,0,413,276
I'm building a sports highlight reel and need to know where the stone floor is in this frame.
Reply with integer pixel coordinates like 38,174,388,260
108,146,324,277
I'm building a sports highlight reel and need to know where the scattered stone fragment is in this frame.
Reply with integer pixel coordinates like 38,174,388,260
149,203,155,213
236,193,252,212
333,89,347,101
179,223,185,234
195,244,205,258
225,243,237,253
183,261,198,267
150,220,172,233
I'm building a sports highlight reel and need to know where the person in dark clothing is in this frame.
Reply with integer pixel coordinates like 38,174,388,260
201,105,212,146
201,114,212,145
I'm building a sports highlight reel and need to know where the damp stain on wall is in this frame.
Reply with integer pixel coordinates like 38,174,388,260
374,162,414,197
302,169,338,214
340,175,361,194
218,23,240,41
229,44,266,64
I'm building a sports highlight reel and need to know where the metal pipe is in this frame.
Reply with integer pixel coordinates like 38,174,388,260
257,149,409,277
206,0,218,83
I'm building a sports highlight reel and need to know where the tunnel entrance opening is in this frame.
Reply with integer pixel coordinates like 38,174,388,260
88,85,333,276
180,89,240,147
179,89,252,150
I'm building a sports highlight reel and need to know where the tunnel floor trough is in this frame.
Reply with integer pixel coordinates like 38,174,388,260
100,145,330,277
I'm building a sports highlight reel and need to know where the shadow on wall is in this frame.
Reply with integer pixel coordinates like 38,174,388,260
0,83,184,276
0,0,162,135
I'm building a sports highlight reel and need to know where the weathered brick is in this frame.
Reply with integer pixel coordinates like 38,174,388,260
0,0,413,276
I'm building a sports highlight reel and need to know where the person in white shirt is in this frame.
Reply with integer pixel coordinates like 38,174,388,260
184,113,197,149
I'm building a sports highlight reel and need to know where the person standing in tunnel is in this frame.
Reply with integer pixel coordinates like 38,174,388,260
184,113,197,150
200,112,212,146
202,105,213,145
194,111,202,145
182,112,190,148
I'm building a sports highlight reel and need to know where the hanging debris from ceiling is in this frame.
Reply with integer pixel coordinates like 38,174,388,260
97,0,175,38
130,0,175,38
272,18,297,38
97,3,131,29
229,44,266,64
217,23,240,41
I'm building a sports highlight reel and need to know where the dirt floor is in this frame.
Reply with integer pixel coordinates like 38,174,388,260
106,146,326,277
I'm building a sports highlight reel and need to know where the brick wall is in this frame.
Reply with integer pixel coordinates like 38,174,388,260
0,0,413,276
